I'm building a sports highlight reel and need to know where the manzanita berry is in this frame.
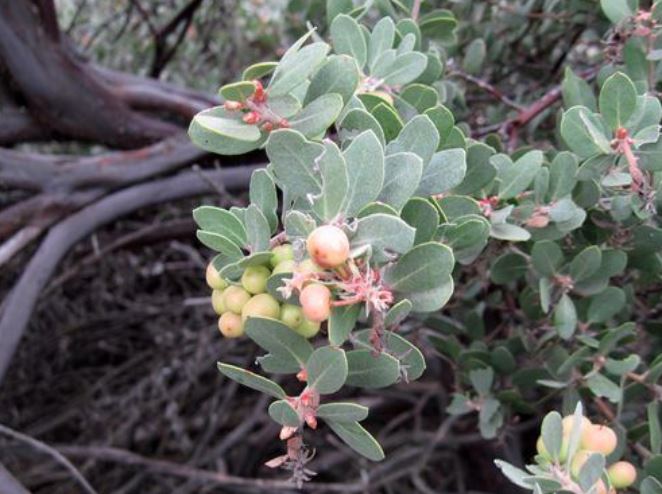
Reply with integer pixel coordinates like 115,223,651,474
241,293,280,322
299,283,331,322
298,258,323,274
270,244,294,268
561,415,592,436
293,318,320,339
280,303,304,329
273,259,296,274
206,263,228,290
306,225,350,269
218,312,244,338
211,289,226,315
580,424,618,455
594,479,614,494
223,286,252,314
607,461,637,488
241,265,271,294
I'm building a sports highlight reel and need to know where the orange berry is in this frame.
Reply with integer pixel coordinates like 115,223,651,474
306,225,350,269
581,425,618,456
218,312,244,338
299,283,331,322
607,461,637,488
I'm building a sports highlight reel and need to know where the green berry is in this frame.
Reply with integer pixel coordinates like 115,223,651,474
206,263,228,290
241,293,280,322
280,304,304,329
293,318,321,338
298,258,323,274
270,244,294,268
211,289,226,315
273,259,296,274
241,265,271,294
223,286,251,314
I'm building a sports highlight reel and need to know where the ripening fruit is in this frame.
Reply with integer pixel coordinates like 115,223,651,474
299,283,331,322
607,461,637,488
536,435,570,463
270,244,294,268
581,424,618,456
218,312,244,338
562,415,592,436
211,289,226,315
294,318,321,338
223,286,252,314
280,304,304,329
593,479,612,494
298,258,323,274
306,225,350,269
241,293,280,322
571,450,595,479
206,263,228,290
241,265,271,294
273,260,296,274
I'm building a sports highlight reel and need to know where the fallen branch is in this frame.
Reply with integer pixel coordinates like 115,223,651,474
0,424,97,494
0,463,31,494
0,165,258,384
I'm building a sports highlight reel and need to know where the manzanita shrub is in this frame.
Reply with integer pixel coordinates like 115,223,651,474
189,0,662,491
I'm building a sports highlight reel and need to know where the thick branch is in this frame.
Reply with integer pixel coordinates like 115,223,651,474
0,2,179,149
0,463,31,494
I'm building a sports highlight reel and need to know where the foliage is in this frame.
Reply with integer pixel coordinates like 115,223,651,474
189,0,662,490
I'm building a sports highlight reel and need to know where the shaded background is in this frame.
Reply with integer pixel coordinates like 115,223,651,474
0,1,613,492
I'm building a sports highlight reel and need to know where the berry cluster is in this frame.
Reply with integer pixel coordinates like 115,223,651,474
206,244,320,339
205,224,394,345
535,416,637,493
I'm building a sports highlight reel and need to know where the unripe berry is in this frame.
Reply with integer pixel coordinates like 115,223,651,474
299,283,331,322
298,259,323,274
206,263,228,290
241,265,271,294
223,286,251,314
306,225,350,269
294,318,321,338
594,479,610,494
211,289,226,315
571,450,595,479
273,259,296,274
270,244,294,268
562,415,592,436
607,461,637,488
241,293,280,322
218,312,244,338
280,304,304,329
581,425,618,456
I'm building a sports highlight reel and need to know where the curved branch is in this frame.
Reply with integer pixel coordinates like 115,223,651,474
0,2,179,149
0,424,97,494
0,463,31,494
0,165,257,384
